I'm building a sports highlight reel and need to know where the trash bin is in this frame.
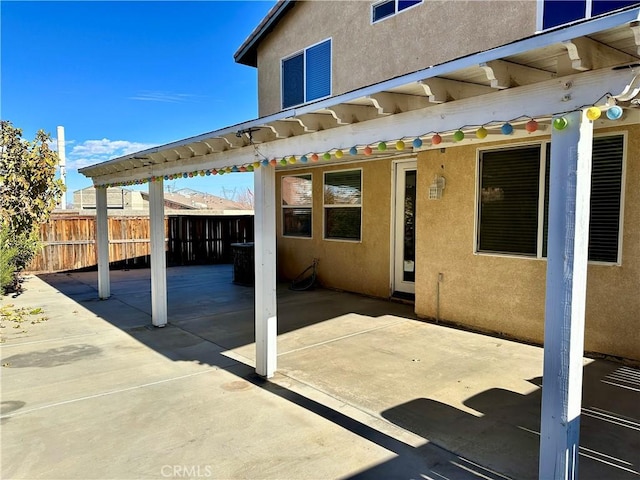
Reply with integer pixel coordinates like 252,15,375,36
231,242,254,286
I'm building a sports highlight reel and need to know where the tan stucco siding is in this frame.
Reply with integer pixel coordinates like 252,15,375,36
276,159,394,297
257,0,537,116
415,125,640,361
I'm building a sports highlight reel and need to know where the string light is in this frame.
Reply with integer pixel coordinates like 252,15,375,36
553,117,568,130
94,103,624,188
501,122,514,135
525,119,539,133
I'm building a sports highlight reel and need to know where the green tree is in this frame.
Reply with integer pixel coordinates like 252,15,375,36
0,121,65,291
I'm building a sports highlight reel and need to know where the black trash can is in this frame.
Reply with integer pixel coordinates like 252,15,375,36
231,242,254,286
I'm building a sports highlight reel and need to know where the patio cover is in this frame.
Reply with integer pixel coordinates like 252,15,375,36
80,8,640,479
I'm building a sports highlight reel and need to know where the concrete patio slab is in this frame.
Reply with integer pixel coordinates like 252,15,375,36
1,265,638,480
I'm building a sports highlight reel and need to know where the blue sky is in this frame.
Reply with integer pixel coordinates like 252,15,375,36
1,0,276,201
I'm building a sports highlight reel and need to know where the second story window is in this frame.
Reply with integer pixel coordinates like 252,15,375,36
372,0,422,23
282,39,331,109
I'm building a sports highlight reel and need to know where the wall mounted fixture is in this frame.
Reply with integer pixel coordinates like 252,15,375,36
429,175,446,200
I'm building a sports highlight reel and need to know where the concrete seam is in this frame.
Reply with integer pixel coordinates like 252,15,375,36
277,318,409,356
0,368,216,419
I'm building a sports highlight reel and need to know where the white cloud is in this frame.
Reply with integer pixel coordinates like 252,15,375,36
128,91,197,103
67,138,157,170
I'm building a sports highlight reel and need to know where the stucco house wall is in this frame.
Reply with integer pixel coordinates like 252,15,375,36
275,122,639,361
257,0,537,116
276,158,397,297
415,124,640,360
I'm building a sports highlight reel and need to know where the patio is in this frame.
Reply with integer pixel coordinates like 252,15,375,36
1,265,638,479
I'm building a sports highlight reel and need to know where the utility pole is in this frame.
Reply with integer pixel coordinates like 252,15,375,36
56,126,67,209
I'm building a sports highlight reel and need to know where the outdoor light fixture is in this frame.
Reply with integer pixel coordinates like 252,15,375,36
428,175,446,200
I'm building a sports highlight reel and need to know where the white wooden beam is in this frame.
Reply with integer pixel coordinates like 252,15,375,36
324,104,381,123
251,126,279,143
174,146,193,159
539,109,593,480
148,152,167,164
88,66,639,186
418,77,496,103
560,37,638,75
367,92,430,114
253,164,277,378
149,179,167,327
221,133,246,149
480,60,511,89
95,187,110,299
203,138,228,153
418,78,449,103
270,120,307,137
296,113,339,132
190,142,211,156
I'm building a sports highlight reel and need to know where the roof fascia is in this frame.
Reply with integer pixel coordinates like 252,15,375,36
234,0,295,67
79,7,640,177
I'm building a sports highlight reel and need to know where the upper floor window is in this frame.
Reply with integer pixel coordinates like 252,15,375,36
282,39,331,109
372,0,422,23
539,0,639,30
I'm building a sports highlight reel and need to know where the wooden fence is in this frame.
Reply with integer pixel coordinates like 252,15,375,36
27,214,254,273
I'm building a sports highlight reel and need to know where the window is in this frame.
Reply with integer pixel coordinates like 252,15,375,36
477,135,624,263
372,0,422,22
282,174,312,237
478,145,541,256
282,39,331,109
539,0,639,30
324,170,362,241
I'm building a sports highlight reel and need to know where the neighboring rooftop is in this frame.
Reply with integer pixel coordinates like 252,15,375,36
71,186,252,213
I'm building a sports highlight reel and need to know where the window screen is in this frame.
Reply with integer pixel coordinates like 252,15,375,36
587,135,624,262
282,53,304,109
324,170,362,241
481,136,624,263
282,174,312,237
306,40,331,102
282,40,331,109
478,146,541,255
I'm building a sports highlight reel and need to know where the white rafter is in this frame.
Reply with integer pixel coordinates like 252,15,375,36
86,65,639,186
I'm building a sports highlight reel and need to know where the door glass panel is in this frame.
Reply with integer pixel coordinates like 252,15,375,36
403,170,416,282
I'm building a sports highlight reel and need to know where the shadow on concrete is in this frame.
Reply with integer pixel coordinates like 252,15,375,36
34,265,640,480
382,365,640,479
37,265,418,366
242,366,513,480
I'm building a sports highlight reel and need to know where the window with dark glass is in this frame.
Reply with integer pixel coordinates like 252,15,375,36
282,39,331,109
478,146,541,256
282,174,312,237
372,0,422,22
478,135,624,263
324,170,362,241
540,0,639,30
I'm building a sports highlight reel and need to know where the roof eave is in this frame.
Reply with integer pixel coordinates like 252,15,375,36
233,0,295,67
79,6,640,180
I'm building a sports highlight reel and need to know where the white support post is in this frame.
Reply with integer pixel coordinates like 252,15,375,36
95,187,110,299
149,179,167,327
539,110,593,480
254,165,277,378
